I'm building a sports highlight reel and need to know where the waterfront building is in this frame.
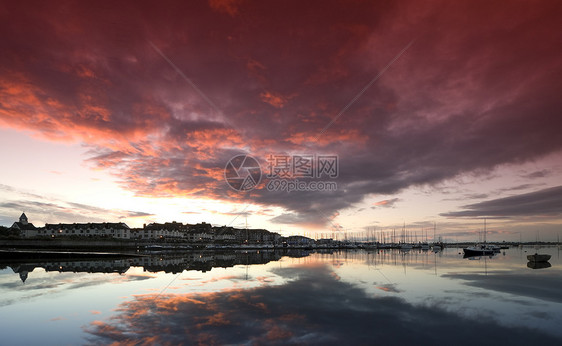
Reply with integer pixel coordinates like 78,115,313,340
7,214,284,244
39,222,131,239
284,235,315,247
186,228,215,242
10,213,39,237
132,222,189,240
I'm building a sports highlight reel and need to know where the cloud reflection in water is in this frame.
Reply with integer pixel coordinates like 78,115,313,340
85,263,560,345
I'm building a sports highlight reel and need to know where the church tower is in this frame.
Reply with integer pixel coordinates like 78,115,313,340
19,212,28,225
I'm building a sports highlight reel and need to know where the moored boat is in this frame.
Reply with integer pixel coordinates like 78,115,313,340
400,243,413,250
527,261,551,269
463,219,495,257
527,253,551,262
463,244,496,256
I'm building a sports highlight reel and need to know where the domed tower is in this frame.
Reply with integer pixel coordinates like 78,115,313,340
19,212,28,225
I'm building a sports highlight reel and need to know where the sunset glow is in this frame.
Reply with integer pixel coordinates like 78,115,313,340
1,0,561,241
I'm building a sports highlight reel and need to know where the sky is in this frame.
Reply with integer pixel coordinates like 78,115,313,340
0,0,561,241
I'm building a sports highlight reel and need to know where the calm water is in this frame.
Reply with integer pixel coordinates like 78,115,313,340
1,247,561,345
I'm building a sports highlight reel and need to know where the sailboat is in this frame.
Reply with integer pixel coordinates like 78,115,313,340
463,220,495,257
399,223,412,252
431,223,443,252
420,227,429,250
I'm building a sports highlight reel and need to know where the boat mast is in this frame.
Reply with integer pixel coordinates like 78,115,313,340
484,218,487,244
433,222,436,244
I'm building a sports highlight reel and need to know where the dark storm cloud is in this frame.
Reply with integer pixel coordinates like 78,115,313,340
85,264,561,345
440,185,562,218
1,1,561,226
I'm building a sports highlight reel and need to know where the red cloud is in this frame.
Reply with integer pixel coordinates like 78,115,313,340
1,0,561,228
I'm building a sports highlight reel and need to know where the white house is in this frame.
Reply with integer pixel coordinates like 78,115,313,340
37,222,131,239
10,213,39,238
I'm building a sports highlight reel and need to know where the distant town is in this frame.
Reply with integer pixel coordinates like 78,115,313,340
2,212,326,248
2,212,448,250
2,213,555,250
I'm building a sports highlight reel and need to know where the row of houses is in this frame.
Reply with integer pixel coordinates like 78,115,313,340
9,213,283,244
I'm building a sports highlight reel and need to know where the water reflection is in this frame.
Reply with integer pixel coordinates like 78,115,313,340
0,247,560,345
85,260,560,345
1,249,312,283
527,261,551,269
